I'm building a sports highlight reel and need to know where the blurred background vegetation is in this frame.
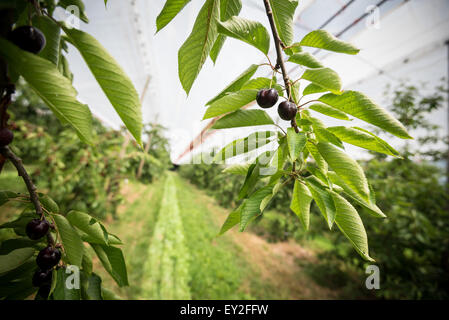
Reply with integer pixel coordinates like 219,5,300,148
1,79,448,300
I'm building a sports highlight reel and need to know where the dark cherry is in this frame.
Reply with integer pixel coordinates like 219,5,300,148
36,246,61,270
32,269,53,287
0,128,13,147
278,101,297,120
37,284,51,299
8,26,46,54
256,88,279,108
26,218,50,240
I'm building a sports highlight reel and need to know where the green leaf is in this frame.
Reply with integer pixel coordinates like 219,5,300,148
0,38,93,144
318,91,412,139
316,142,370,202
306,141,327,173
238,163,259,199
309,103,349,120
290,80,300,104
302,67,342,94
210,0,243,63
178,0,220,94
52,214,84,267
102,287,123,300
214,131,275,161
284,42,302,55
32,16,60,65
58,0,89,23
290,180,312,230
81,248,93,275
206,64,258,105
0,248,34,275
241,77,284,96
303,83,328,96
156,0,191,32
0,190,19,206
328,172,385,218
39,194,59,213
86,273,103,300
212,109,274,129
52,268,81,300
203,89,258,119
268,0,299,46
240,186,273,231
331,192,374,261
79,232,123,246
305,178,336,228
90,244,128,287
218,208,241,235
327,126,400,157
63,27,143,145
300,30,360,54
286,128,306,161
66,211,108,245
217,16,270,54
288,52,324,69
222,163,252,175
0,212,35,231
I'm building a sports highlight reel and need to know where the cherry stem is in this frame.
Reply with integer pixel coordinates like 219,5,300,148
263,0,299,133
0,146,55,246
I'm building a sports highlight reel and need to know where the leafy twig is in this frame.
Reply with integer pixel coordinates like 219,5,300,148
262,0,300,133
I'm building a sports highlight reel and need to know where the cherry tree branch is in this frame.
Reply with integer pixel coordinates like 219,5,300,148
262,0,300,133
0,146,54,245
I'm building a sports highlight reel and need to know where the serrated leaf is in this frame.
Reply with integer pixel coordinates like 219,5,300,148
218,208,241,235
178,0,220,94
207,64,258,105
203,89,258,119
210,0,242,63
305,178,335,229
214,131,275,161
327,126,400,157
222,163,252,175
288,52,324,68
52,268,81,300
309,103,349,120
63,27,143,145
306,142,327,173
32,16,60,65
0,39,93,144
52,214,84,267
302,67,342,94
284,42,302,55
86,273,103,300
290,80,300,104
238,163,259,199
66,211,108,245
328,172,385,218
217,16,270,54
0,191,19,206
300,29,360,54
303,83,328,96
331,192,374,261
90,244,128,287
318,91,412,139
0,248,34,275
290,180,312,230
316,142,370,202
39,194,59,213
286,128,306,161
268,0,299,46
240,186,273,231
212,109,274,129
241,77,284,96
156,0,191,32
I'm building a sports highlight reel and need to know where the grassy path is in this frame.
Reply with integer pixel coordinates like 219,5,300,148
95,173,340,299
140,173,191,299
